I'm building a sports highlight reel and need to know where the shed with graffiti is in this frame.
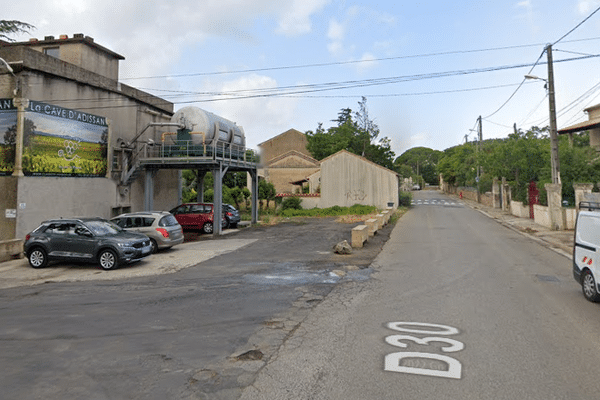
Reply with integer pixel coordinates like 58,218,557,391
318,150,399,209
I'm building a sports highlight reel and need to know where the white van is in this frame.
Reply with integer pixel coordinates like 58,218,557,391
573,202,600,301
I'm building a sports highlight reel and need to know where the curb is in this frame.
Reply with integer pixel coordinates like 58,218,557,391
471,205,573,261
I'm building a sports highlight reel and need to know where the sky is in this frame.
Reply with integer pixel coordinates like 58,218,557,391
5,0,600,158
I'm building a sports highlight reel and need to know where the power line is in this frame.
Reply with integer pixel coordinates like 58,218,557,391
482,49,547,119
553,5,600,45
119,37,600,81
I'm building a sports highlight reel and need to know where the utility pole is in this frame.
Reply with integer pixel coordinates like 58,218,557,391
546,44,561,185
477,116,482,203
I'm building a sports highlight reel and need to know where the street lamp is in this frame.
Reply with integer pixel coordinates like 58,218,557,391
524,44,560,185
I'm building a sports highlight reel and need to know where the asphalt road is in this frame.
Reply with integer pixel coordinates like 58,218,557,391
0,216,393,400
240,191,600,400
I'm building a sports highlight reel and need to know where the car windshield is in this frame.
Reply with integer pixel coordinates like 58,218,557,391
84,220,122,236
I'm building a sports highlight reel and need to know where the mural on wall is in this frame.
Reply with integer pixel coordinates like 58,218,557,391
22,100,108,177
0,98,17,175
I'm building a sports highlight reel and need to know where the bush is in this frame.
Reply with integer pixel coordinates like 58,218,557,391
278,203,378,218
399,191,412,207
281,196,302,211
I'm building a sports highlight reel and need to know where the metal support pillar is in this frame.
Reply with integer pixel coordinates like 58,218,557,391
197,170,207,202
212,164,223,236
144,169,155,211
177,170,183,205
250,170,259,224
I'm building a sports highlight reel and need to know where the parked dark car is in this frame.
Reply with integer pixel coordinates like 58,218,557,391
169,203,227,234
23,217,152,270
111,211,184,253
223,204,241,229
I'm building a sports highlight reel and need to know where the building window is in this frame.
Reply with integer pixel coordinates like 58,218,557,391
43,47,60,58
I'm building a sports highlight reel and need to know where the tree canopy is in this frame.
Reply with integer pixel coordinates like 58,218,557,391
306,97,395,170
436,126,600,205
0,20,34,42
394,146,443,185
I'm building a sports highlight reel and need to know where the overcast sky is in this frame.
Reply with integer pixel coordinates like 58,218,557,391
5,1,600,157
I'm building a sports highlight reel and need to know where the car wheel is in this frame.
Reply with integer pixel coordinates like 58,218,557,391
223,219,230,229
28,247,48,268
582,270,600,302
98,249,118,270
202,222,213,234
150,239,158,254
231,223,238,229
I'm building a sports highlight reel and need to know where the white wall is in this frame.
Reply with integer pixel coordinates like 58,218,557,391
319,151,398,209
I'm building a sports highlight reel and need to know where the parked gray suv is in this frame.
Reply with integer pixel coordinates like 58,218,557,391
23,217,152,270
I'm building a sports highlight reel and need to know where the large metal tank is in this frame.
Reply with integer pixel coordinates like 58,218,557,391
168,106,245,146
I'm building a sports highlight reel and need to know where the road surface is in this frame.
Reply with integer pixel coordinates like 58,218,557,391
240,191,600,400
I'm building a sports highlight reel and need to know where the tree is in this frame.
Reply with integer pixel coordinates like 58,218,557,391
395,147,443,185
306,98,395,168
258,179,276,209
22,118,36,148
3,124,16,145
0,20,35,42
229,186,244,210
437,144,477,186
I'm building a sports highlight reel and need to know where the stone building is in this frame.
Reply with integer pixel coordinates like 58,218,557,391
258,129,320,194
0,34,180,245
259,128,399,209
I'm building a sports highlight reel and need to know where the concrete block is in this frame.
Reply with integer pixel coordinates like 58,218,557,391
381,210,391,224
351,225,369,248
0,239,23,263
375,213,385,228
365,219,378,237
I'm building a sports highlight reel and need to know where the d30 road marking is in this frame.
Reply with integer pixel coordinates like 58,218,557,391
384,322,464,379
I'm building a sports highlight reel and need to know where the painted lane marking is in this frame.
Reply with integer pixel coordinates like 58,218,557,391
384,322,464,380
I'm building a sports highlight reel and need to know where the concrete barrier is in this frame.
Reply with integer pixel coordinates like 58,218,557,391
375,214,385,228
351,225,369,248
0,239,23,263
365,219,378,236
381,210,391,225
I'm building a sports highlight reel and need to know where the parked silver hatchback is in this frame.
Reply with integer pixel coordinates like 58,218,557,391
111,211,184,253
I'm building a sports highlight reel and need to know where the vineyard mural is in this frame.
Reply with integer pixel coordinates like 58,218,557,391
0,99,17,175
22,100,108,177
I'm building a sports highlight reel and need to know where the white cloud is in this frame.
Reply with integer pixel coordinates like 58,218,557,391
275,0,331,37
514,0,539,33
356,53,378,73
578,0,600,14
205,74,299,147
327,18,345,41
327,19,345,56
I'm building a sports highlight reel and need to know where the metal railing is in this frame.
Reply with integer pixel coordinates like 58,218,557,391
142,140,257,164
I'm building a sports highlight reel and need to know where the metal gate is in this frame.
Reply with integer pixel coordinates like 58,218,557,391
528,181,539,219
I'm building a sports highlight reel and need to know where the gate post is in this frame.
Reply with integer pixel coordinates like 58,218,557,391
492,178,501,208
573,183,593,212
545,183,565,230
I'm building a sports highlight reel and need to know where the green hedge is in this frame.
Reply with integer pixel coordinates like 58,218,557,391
278,204,377,218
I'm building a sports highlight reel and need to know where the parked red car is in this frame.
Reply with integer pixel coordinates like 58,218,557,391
169,203,226,234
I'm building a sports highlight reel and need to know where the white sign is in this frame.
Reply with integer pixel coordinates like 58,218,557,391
5,209,16,218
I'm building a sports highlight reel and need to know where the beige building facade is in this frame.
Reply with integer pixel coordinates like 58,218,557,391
258,129,320,194
319,150,399,209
